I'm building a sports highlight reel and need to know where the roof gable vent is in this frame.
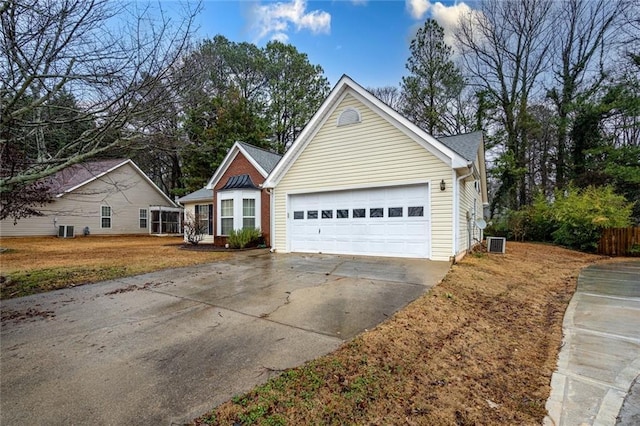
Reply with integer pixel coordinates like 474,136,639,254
337,108,361,127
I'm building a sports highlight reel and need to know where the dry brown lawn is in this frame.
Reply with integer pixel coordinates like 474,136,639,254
0,236,229,299
195,242,619,426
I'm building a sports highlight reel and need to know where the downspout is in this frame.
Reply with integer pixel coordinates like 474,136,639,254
454,162,475,258
266,188,275,252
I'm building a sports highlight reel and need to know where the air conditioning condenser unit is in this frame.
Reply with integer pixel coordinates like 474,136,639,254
486,237,506,254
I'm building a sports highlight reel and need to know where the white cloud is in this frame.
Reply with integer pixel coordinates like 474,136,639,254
430,2,475,47
406,1,477,48
271,32,289,43
406,0,431,20
250,0,331,42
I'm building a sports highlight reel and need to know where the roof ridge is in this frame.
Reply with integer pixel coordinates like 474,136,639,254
238,141,282,157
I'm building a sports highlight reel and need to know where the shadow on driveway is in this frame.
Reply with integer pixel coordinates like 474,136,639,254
1,251,449,425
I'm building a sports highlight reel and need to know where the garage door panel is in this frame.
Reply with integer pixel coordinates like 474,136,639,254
289,185,430,258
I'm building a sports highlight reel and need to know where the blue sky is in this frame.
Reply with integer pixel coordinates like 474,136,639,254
192,0,475,89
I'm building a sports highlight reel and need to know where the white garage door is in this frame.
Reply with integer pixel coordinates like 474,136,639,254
289,184,430,258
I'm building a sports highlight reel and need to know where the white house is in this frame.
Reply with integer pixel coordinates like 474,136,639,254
0,159,182,237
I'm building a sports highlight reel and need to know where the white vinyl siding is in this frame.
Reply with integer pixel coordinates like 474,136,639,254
0,163,177,237
273,93,454,261
457,177,483,255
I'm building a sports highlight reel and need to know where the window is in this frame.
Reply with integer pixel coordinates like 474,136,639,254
370,208,383,218
221,199,234,235
322,210,333,219
337,209,349,219
294,211,304,220
408,206,424,217
139,209,147,229
195,204,213,235
353,208,366,218
243,199,256,229
307,210,318,219
217,190,261,236
101,206,111,228
389,207,403,217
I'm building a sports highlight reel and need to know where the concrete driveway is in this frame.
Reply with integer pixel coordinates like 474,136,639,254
545,261,640,426
0,251,449,425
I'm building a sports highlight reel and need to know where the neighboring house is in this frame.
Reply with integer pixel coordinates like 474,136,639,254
0,159,182,237
263,75,489,261
178,142,282,246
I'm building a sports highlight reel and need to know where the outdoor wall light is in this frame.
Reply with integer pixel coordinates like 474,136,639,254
440,179,446,191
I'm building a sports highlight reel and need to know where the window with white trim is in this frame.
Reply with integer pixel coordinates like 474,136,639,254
139,208,147,229
220,200,234,236
217,190,261,236
195,204,213,235
101,206,111,228
243,199,256,229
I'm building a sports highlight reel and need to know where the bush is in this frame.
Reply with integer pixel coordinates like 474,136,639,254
487,186,632,252
550,186,632,252
485,196,555,242
227,228,262,249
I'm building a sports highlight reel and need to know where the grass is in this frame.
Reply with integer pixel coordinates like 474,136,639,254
194,242,619,425
0,236,229,299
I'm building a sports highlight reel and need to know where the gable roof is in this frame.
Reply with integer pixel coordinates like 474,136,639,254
440,131,489,206
237,142,282,174
438,131,483,163
206,142,282,190
49,159,178,207
263,75,471,188
176,187,213,204
47,159,128,194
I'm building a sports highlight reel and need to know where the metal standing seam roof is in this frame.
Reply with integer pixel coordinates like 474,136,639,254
220,174,259,190
237,142,282,174
438,131,483,163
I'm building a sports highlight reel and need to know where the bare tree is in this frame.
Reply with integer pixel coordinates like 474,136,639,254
0,0,199,221
456,0,553,210
547,0,628,187
183,210,207,245
368,86,403,111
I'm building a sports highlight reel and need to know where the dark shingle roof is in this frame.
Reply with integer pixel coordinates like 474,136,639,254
176,187,213,203
238,142,282,174
220,174,259,190
47,159,128,194
438,131,483,162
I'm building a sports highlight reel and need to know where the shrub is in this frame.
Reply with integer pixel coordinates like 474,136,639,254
550,186,632,252
488,186,632,252
227,228,262,249
183,211,207,245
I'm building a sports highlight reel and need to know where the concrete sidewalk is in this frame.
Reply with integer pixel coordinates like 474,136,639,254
545,261,640,426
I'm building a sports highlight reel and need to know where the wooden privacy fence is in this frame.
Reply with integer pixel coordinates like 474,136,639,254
598,227,640,256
